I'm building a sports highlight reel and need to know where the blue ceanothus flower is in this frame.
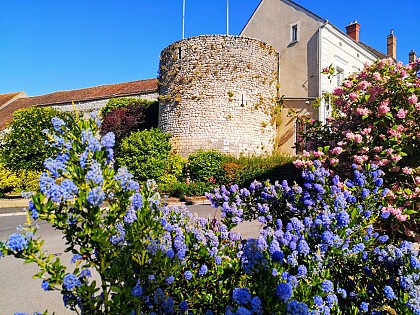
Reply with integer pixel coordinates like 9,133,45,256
7,233,29,252
87,186,105,207
81,129,101,153
86,160,104,185
276,282,293,301
63,273,81,290
110,223,126,245
114,167,139,192
51,117,67,134
207,159,420,313
179,300,188,312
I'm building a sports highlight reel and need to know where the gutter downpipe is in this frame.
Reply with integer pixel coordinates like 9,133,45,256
318,20,328,123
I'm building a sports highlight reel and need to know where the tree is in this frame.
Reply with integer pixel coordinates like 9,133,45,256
0,106,74,171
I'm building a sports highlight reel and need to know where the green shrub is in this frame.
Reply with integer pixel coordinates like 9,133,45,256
0,162,40,194
158,174,179,196
186,150,227,183
223,153,298,187
160,180,187,199
161,180,215,198
117,128,171,181
100,97,158,117
0,106,74,171
100,98,159,148
185,181,215,196
164,153,187,180
157,151,297,198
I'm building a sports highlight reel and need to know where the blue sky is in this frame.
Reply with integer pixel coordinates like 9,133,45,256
1,0,419,96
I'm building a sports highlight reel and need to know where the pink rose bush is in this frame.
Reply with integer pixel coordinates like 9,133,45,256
294,58,420,240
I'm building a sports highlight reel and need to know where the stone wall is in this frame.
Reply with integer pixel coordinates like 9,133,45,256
158,35,279,157
51,92,159,113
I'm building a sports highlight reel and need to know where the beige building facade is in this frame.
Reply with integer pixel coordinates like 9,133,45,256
241,0,388,154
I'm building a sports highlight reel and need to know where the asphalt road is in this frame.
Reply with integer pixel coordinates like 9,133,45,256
0,204,259,315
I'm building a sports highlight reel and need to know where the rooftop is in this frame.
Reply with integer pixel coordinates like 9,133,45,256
0,79,158,130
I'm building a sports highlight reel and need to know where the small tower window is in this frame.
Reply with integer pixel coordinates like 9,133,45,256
290,23,299,43
178,47,182,59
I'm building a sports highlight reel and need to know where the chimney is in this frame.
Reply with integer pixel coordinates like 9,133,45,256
345,21,360,42
387,30,397,59
409,50,417,63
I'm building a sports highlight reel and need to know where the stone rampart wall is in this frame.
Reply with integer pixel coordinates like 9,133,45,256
51,92,159,113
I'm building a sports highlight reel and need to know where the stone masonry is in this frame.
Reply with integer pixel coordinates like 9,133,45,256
158,35,279,157
51,93,159,113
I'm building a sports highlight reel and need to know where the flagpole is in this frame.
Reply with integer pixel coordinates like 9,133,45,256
182,0,186,39
226,0,229,35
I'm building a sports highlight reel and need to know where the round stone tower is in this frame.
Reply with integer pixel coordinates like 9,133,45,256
158,35,279,157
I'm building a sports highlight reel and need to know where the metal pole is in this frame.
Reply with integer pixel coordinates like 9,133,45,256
226,0,229,35
182,0,186,39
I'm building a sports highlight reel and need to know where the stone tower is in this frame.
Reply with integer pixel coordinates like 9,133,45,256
158,35,279,157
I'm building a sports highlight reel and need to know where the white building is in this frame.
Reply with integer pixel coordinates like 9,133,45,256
241,0,392,154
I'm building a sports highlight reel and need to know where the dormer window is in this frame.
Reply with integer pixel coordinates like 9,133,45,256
290,22,299,43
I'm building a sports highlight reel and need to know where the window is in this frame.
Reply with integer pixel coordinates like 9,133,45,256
324,93,332,120
336,66,344,87
290,23,299,43
334,56,347,87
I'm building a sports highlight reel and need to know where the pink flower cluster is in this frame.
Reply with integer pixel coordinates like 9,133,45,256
382,205,408,221
294,57,420,233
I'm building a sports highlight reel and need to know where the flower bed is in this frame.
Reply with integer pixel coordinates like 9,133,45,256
0,112,419,315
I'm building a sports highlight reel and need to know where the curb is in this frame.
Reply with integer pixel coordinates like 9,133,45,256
0,197,212,209
0,198,30,209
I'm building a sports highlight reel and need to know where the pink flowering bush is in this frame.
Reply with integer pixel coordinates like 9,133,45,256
295,58,420,240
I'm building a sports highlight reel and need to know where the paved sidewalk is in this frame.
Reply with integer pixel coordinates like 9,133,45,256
0,197,30,209
0,196,211,209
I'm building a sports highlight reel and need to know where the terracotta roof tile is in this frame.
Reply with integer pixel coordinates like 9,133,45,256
28,78,158,106
0,92,22,108
0,79,158,130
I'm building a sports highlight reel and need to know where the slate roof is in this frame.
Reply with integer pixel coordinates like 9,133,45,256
0,79,158,130
358,41,389,60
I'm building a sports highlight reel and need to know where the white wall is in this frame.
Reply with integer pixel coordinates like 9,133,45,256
318,24,379,121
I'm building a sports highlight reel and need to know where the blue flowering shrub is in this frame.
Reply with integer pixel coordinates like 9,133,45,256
1,112,420,314
207,162,420,314
0,113,244,314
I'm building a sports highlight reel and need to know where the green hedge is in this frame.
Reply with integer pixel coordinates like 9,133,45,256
117,128,171,182
185,150,228,184
223,153,299,187
158,151,298,198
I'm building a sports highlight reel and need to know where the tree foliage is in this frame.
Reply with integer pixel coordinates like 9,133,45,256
0,106,74,171
100,98,159,145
